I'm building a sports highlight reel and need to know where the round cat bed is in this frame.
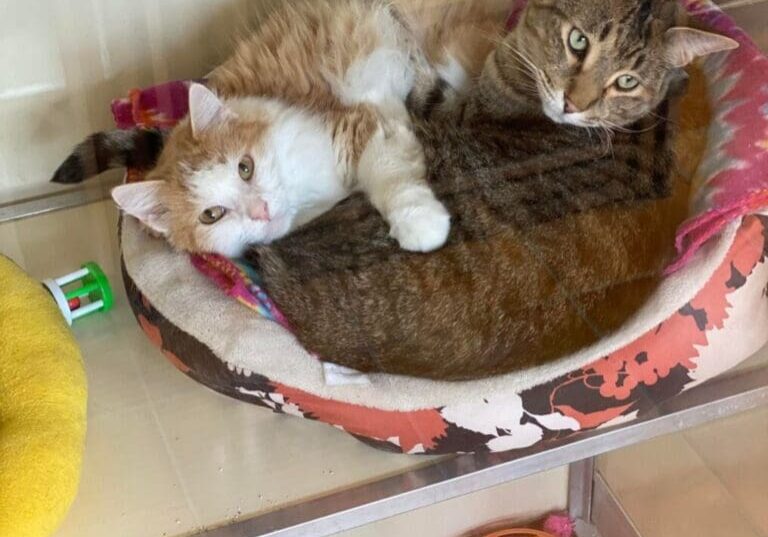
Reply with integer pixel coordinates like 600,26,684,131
118,2,768,454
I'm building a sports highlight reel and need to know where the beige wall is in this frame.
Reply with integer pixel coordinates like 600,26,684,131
0,0,278,203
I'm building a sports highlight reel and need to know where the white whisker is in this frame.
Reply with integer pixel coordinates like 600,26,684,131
601,119,660,134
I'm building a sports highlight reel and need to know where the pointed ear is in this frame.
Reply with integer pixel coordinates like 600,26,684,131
112,181,171,236
664,27,739,68
188,83,234,137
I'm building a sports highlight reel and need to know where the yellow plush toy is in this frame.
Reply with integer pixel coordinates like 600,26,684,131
0,256,87,537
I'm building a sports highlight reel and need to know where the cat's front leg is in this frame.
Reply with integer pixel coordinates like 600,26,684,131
356,119,450,253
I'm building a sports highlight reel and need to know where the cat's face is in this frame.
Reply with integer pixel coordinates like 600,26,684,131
112,85,297,257
500,0,737,127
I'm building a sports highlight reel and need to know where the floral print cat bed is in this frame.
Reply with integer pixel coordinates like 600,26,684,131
119,1,768,454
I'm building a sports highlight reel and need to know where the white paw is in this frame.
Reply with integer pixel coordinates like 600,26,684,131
388,200,451,253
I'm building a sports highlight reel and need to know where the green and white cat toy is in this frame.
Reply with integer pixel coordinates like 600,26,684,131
43,262,113,326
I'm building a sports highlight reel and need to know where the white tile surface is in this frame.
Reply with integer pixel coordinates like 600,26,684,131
152,390,434,531
0,4,65,99
600,418,768,537
685,408,768,536
55,407,198,537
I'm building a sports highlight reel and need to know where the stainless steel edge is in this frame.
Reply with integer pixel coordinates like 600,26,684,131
567,457,596,523
0,175,120,224
196,366,768,537
591,471,643,537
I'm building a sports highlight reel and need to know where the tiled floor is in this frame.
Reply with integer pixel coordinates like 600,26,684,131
599,406,768,537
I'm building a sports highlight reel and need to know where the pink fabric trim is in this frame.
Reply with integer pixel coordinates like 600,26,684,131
666,189,768,273
668,1,768,271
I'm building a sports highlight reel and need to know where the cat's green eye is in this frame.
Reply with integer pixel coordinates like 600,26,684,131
568,28,589,55
238,156,254,182
200,206,227,225
615,74,640,91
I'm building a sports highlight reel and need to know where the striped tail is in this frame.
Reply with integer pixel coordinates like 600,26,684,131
51,128,166,184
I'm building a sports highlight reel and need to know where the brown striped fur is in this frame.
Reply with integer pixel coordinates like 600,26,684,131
230,0,733,380
247,58,715,381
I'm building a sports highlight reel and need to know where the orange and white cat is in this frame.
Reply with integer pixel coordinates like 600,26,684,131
104,0,506,258
49,0,514,257
110,1,434,257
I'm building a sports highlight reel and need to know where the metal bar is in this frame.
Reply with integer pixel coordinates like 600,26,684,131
0,174,120,224
195,366,768,537
572,519,602,537
568,457,595,523
591,471,643,537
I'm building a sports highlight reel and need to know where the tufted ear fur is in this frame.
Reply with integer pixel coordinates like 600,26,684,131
112,181,170,235
188,83,236,138
664,27,739,68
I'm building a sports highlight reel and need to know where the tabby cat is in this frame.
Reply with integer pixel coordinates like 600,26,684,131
247,0,735,380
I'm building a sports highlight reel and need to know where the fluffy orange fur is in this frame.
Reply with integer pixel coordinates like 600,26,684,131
130,0,509,256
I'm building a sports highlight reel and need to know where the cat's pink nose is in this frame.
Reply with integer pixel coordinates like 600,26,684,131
564,97,579,114
248,200,270,221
